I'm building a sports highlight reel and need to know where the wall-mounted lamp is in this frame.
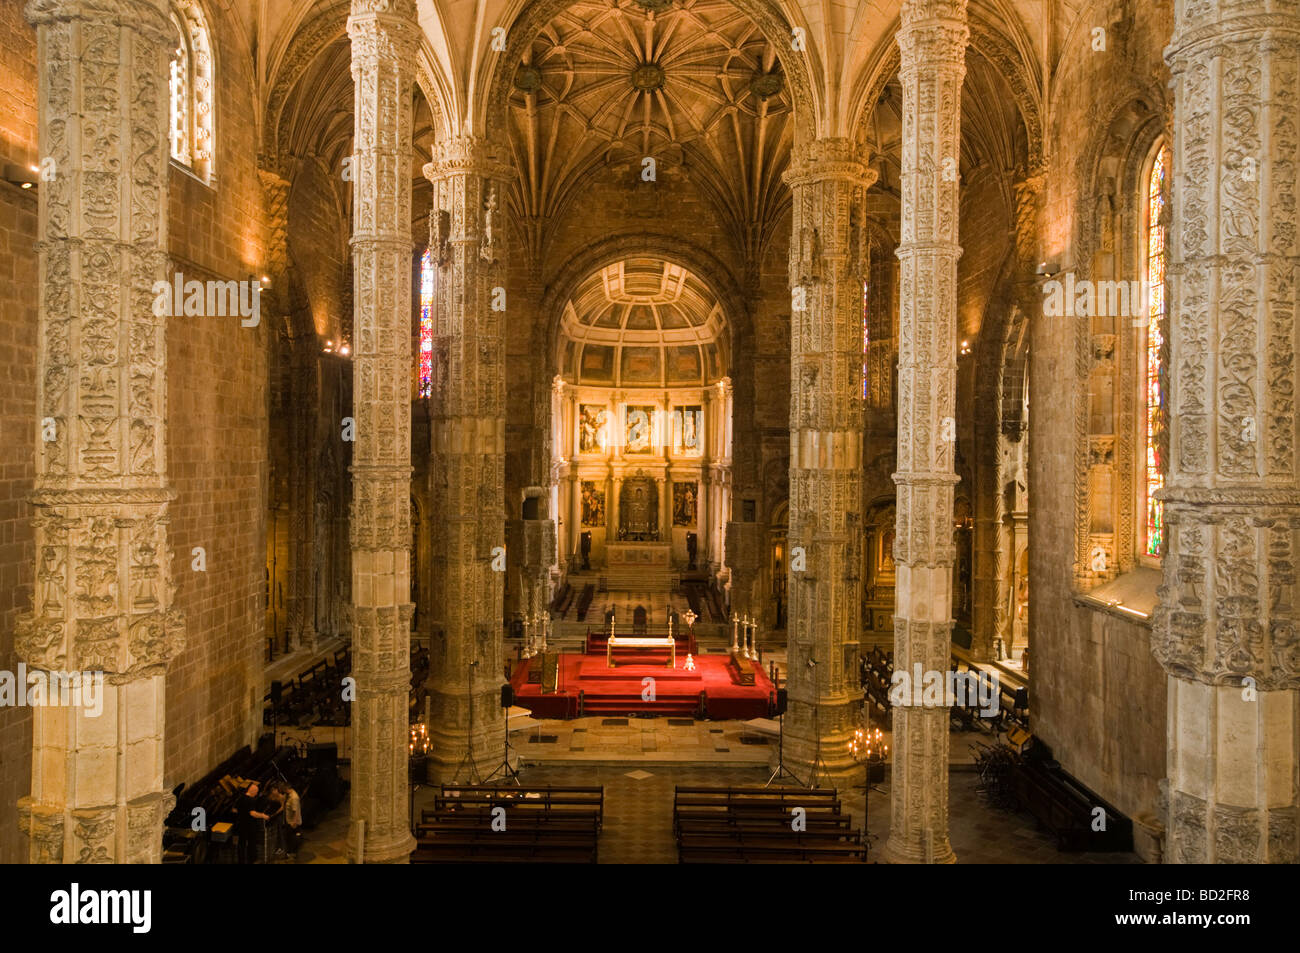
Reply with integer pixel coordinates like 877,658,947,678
1036,261,1059,278
3,163,39,190
959,339,972,356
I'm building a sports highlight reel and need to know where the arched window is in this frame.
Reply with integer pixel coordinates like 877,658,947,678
1141,142,1171,558
168,2,214,182
418,249,435,397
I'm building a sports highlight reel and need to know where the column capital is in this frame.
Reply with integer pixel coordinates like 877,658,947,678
347,1,420,73
898,0,970,56
783,139,877,190
423,136,515,185
26,0,171,40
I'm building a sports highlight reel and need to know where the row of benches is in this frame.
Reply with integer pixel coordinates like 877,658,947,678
263,644,430,729
264,648,352,728
412,785,603,864
860,646,1030,733
673,786,866,863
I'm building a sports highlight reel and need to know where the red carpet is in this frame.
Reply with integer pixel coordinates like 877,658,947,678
510,650,774,720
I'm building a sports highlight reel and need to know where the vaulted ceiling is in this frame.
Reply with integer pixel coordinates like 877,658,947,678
506,0,793,260
559,257,729,387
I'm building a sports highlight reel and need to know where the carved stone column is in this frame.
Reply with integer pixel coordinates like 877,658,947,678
1155,0,1300,863
16,0,184,863
885,0,967,865
346,0,419,864
781,139,874,781
423,136,512,780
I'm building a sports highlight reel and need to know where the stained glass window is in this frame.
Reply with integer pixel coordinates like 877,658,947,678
1144,144,1170,557
418,249,434,398
863,278,870,398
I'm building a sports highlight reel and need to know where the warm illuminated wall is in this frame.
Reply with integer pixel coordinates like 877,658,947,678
553,383,731,573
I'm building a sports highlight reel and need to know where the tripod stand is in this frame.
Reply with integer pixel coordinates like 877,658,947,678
451,661,483,785
765,702,805,787
804,659,829,788
484,686,520,785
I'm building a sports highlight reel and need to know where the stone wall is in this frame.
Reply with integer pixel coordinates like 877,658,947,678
161,4,268,789
0,0,37,862
1030,0,1174,848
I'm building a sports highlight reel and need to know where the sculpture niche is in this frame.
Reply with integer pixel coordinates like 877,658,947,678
617,474,660,541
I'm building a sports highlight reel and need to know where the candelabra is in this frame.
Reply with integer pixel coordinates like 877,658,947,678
730,612,739,654
539,614,549,654
849,724,889,855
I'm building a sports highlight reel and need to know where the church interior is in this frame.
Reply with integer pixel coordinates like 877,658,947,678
0,0,1296,868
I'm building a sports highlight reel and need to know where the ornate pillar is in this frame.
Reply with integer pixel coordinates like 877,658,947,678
885,0,967,865
346,0,419,863
16,0,184,863
423,136,512,779
781,139,874,780
1155,0,1300,863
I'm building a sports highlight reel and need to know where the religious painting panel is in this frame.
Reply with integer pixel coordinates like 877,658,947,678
624,405,654,453
672,481,698,526
672,405,703,455
579,404,608,454
581,481,605,526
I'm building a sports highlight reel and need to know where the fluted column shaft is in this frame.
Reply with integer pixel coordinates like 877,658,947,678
1156,0,1300,863
16,0,184,864
346,0,419,863
781,140,874,780
886,0,967,865
423,137,512,779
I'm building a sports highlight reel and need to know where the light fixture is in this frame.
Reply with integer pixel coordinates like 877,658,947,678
1036,261,1059,278
959,339,972,356
339,344,350,356
2,163,38,189
260,275,270,287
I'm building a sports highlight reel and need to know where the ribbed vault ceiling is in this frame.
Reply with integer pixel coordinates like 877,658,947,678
508,0,793,255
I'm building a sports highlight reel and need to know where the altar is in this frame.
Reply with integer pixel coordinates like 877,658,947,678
606,542,672,570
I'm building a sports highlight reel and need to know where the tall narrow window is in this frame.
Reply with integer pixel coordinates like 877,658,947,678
863,278,870,399
1143,144,1170,557
168,2,214,182
418,249,435,397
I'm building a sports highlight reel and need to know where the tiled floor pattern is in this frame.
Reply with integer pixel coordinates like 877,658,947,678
511,715,772,764
296,761,1142,864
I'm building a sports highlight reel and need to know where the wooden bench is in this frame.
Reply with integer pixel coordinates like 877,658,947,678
438,785,604,828
678,838,865,863
1010,755,1133,852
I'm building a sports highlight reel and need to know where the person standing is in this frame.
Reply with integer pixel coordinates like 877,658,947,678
235,781,269,864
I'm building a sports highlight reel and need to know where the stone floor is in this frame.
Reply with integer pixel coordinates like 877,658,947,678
511,714,773,764
296,758,1142,865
